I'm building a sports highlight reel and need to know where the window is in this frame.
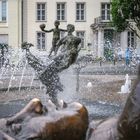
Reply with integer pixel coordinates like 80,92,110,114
101,3,111,21
56,3,66,21
76,31,85,48
128,31,135,48
76,3,85,21
37,32,46,50
0,0,7,22
36,3,46,21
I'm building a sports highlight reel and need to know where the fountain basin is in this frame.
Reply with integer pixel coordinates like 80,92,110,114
0,74,134,120
0,98,122,120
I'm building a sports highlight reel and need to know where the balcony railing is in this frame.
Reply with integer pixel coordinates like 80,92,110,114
94,16,111,24
91,16,112,30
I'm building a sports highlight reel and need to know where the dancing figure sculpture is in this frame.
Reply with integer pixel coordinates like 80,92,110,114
22,24,81,105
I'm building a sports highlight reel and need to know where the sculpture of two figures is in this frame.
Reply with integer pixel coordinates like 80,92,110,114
22,24,81,106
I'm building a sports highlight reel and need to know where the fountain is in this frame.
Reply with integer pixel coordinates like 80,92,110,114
0,24,90,139
118,74,131,94
0,29,122,120
0,64,140,140
0,22,140,140
21,24,81,106
86,81,92,88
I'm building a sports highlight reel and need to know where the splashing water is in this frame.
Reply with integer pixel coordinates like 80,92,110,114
118,74,131,94
18,60,28,91
6,50,26,92
29,72,35,90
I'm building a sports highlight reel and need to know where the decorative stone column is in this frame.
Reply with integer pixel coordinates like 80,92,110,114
97,29,104,58
120,31,128,53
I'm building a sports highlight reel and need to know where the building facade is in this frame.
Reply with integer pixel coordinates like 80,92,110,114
0,0,140,58
91,12,140,59
23,0,98,55
23,0,140,58
0,0,22,47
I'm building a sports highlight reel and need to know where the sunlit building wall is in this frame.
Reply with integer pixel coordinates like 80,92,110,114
0,0,22,47
0,0,139,58
23,0,112,56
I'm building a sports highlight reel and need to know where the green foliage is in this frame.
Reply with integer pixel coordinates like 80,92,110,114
111,0,140,33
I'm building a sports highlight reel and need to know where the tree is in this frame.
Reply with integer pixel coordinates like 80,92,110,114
111,0,140,38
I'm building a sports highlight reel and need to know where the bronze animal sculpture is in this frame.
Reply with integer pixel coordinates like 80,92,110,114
0,98,88,140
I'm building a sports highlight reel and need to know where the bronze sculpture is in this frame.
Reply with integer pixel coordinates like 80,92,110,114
22,24,81,106
40,20,67,57
0,99,88,140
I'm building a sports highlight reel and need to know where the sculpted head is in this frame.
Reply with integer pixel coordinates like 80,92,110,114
67,24,75,33
54,20,60,27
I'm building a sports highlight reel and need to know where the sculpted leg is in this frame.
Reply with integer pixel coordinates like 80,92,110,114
26,51,46,74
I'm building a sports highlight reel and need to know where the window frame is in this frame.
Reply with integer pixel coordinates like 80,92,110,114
56,2,66,21
0,0,7,22
36,2,47,22
75,2,86,22
127,31,136,48
101,3,111,21
36,31,46,51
